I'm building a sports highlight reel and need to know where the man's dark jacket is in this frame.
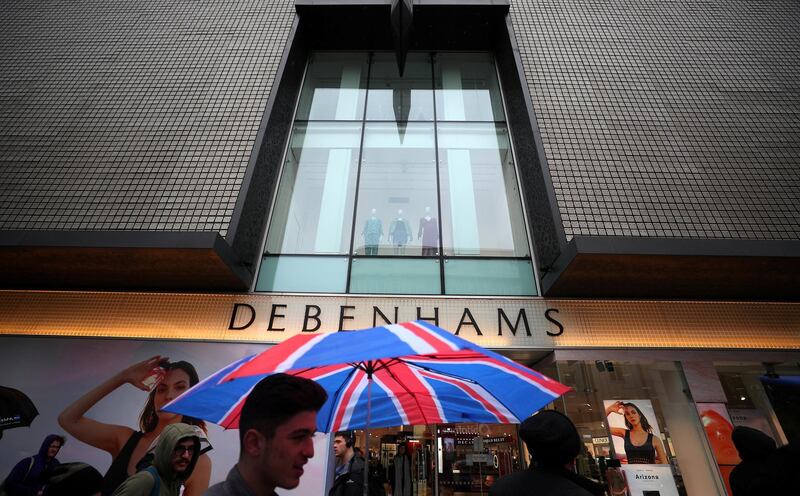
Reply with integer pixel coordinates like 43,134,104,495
489,467,593,496
329,455,365,496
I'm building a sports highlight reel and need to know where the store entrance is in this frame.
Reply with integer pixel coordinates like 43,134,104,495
355,423,521,496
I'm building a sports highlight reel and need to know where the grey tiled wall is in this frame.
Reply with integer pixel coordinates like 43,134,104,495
511,0,800,240
0,0,295,234
2,0,798,244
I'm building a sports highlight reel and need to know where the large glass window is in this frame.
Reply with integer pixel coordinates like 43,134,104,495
556,360,725,496
259,52,536,295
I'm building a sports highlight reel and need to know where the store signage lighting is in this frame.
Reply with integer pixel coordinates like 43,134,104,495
228,302,565,337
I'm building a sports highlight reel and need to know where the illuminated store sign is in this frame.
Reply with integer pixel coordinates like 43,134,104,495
0,291,798,350
227,301,564,337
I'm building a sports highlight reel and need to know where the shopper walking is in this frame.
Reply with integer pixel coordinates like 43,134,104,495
2,434,64,496
390,443,412,496
730,426,800,496
204,373,328,496
112,423,200,496
489,410,592,496
329,431,365,496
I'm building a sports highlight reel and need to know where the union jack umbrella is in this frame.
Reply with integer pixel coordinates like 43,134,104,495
164,320,570,432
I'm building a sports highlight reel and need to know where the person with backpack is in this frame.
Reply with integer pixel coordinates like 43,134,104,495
111,423,199,496
2,434,65,496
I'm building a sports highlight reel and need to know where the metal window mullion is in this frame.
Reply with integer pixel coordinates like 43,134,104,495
345,52,374,294
430,52,447,295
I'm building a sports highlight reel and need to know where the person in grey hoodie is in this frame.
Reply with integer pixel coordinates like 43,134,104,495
112,423,200,496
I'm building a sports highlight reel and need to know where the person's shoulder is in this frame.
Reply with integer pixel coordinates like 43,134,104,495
111,469,157,496
203,481,231,496
350,456,366,471
203,479,248,496
490,469,592,496
489,471,535,494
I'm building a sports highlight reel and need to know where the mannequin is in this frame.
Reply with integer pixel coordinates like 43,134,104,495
389,209,412,255
361,208,383,255
418,206,439,256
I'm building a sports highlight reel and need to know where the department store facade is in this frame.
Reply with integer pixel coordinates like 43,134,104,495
1,1,798,495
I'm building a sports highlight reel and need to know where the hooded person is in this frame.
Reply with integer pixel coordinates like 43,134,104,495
2,434,65,496
111,423,200,496
489,410,593,496
729,426,800,496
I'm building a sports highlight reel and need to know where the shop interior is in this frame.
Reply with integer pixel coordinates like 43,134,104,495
341,357,799,496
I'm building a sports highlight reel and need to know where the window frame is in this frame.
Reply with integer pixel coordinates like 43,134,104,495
253,50,540,296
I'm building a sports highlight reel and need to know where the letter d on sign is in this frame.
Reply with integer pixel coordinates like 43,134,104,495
229,303,256,330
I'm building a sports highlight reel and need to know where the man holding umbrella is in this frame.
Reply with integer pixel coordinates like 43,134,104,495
205,374,328,496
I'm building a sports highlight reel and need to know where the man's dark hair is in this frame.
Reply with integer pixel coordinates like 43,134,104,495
239,373,328,446
335,430,355,448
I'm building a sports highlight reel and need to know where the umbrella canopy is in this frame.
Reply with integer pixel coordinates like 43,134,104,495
0,385,39,430
165,321,569,431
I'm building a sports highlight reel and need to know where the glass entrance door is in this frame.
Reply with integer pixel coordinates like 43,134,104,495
435,423,522,496
354,423,521,496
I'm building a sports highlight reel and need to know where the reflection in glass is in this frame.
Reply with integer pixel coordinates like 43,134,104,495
296,53,369,120
257,256,348,293
434,53,505,122
445,259,536,295
438,123,529,257
366,53,434,121
265,123,361,254
349,258,441,294
353,123,438,256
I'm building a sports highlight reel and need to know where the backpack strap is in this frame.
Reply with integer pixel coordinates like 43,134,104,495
23,457,35,481
144,466,160,496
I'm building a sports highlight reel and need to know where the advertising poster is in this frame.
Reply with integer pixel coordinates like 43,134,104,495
0,336,330,496
621,465,680,496
696,403,738,496
603,399,668,465
727,408,773,436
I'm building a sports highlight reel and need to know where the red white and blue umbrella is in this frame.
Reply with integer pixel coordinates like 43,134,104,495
164,321,570,432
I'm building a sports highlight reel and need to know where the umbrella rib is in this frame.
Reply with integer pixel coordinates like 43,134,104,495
382,360,436,425
406,360,480,384
406,360,526,423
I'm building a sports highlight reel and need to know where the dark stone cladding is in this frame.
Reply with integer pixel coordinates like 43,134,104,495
509,0,800,242
0,0,296,289
1,0,798,296
0,0,295,235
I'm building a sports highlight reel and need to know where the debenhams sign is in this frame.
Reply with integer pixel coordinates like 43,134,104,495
2,291,799,349
226,296,564,341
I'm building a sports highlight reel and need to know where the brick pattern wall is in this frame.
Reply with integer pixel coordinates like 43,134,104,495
510,0,800,240
0,0,295,234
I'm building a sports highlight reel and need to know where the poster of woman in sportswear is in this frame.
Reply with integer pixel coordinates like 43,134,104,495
604,400,668,465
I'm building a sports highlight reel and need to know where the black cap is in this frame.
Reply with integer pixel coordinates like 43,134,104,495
520,410,582,466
